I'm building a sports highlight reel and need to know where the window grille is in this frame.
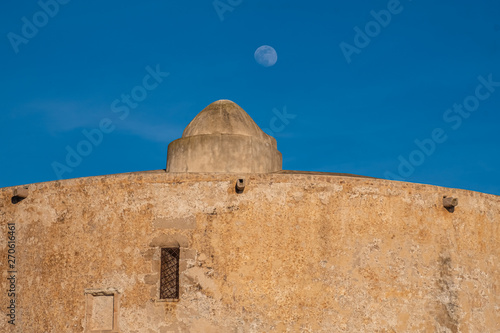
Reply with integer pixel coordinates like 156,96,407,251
160,248,180,299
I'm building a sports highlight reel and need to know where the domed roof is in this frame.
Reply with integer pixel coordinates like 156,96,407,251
167,99,282,173
182,100,272,144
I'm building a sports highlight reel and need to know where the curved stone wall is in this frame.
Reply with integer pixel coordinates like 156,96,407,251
1,171,499,332
166,134,282,173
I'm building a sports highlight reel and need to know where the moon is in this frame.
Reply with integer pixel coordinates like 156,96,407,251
254,45,278,67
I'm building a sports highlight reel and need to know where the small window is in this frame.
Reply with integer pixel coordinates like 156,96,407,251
160,248,180,299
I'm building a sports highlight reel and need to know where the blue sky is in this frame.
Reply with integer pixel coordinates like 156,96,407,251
1,0,499,196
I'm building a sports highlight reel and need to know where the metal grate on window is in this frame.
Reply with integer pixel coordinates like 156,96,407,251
160,248,180,299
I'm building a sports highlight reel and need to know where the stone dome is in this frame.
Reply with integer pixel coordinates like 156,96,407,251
182,100,274,146
166,100,282,173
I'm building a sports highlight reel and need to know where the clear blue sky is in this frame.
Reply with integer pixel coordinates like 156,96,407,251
1,0,499,195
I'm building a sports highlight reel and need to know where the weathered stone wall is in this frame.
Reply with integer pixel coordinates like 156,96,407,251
166,134,282,173
0,171,499,332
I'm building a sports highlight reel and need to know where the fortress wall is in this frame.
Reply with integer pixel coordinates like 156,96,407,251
0,172,499,332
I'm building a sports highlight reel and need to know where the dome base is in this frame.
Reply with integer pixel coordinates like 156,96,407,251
166,133,282,173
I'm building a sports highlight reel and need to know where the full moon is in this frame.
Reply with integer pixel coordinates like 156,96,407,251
254,45,278,67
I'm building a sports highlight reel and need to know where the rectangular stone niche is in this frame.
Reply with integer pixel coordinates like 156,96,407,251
84,289,120,333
